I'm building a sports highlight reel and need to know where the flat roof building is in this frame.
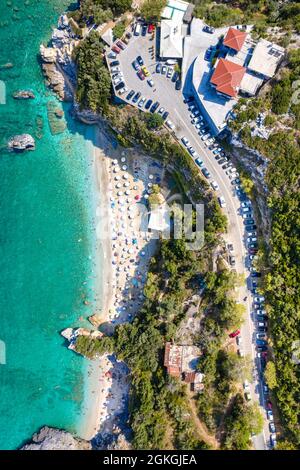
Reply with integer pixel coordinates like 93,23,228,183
160,19,184,58
247,38,285,79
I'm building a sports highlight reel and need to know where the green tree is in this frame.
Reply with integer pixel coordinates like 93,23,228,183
141,0,167,22
264,361,278,390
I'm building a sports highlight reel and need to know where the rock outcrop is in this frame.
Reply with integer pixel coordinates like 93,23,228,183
8,134,35,152
21,426,91,450
13,90,35,100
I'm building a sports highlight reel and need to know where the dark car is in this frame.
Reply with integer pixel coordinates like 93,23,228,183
269,422,276,433
218,158,226,165
126,89,135,100
150,101,160,113
257,346,268,352
162,111,169,120
256,339,267,346
145,99,153,110
136,55,144,66
245,224,257,231
126,32,132,39
132,60,140,70
132,92,141,103
116,40,126,50
201,167,211,179
175,79,182,90
110,60,120,67
251,272,261,278
142,24,147,36
172,71,179,82
244,218,255,226
156,63,162,73
231,178,241,185
115,81,125,91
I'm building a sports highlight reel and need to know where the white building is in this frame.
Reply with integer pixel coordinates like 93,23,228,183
248,38,285,79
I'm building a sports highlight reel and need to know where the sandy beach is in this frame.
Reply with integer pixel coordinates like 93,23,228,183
78,124,164,444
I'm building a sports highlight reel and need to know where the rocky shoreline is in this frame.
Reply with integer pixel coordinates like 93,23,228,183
21,427,91,450
8,134,35,152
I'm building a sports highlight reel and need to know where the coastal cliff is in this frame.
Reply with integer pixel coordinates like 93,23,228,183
21,426,91,450
40,14,78,102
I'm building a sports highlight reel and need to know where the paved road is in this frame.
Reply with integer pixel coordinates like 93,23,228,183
108,31,269,450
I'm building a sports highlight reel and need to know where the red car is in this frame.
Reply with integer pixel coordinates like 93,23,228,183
116,40,126,50
112,45,121,54
148,24,155,34
137,69,145,80
229,329,240,339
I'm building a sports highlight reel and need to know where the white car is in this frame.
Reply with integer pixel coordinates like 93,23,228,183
181,136,190,147
188,104,196,111
118,87,128,95
166,120,175,130
108,51,117,59
236,336,242,346
218,196,226,208
247,237,257,243
158,107,165,114
243,380,250,391
211,180,219,191
191,110,200,118
147,78,154,87
111,66,121,73
201,134,210,141
113,78,122,86
189,147,196,156
138,97,146,108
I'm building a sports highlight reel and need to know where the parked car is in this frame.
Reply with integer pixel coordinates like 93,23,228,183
172,71,179,82
256,339,267,346
158,107,165,115
218,196,226,208
134,23,141,36
141,65,150,77
203,25,215,34
132,92,141,103
270,435,277,448
111,66,121,73
161,65,167,75
142,24,147,36
112,45,121,54
256,309,266,316
136,55,144,66
115,81,125,90
118,87,128,95
137,69,145,80
156,63,162,73
132,60,140,70
116,40,126,50
126,89,135,100
195,158,204,168
167,67,173,78
166,119,175,130
138,97,146,108
108,51,117,59
211,180,219,191
245,224,257,232
147,78,154,87
229,255,236,266
162,111,169,120
269,422,276,433
150,101,159,113
267,410,274,421
229,329,240,338
148,24,155,34
145,99,153,110
254,295,265,303
110,60,120,67
201,167,211,179
181,136,190,147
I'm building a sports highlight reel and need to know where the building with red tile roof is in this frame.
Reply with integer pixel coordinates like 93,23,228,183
223,27,248,52
210,58,246,98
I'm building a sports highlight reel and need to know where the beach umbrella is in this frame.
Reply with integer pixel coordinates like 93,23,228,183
121,157,126,163
112,159,118,165
122,165,128,171
144,194,149,199
116,182,121,188
123,173,129,179
126,198,132,203
133,185,138,190
141,251,146,256
115,175,120,181
117,191,123,196
148,182,153,188
149,174,154,180
113,167,119,173
124,182,130,187
125,190,131,195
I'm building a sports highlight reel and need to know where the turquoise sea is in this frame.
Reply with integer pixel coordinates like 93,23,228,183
0,0,98,449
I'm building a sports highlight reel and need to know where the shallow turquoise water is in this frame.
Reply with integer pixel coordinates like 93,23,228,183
0,0,97,449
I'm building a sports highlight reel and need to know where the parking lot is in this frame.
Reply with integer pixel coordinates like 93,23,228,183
105,26,273,450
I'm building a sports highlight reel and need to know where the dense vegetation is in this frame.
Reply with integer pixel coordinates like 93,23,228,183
69,0,131,26
74,32,111,114
228,49,300,446
77,235,262,449
192,0,300,32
